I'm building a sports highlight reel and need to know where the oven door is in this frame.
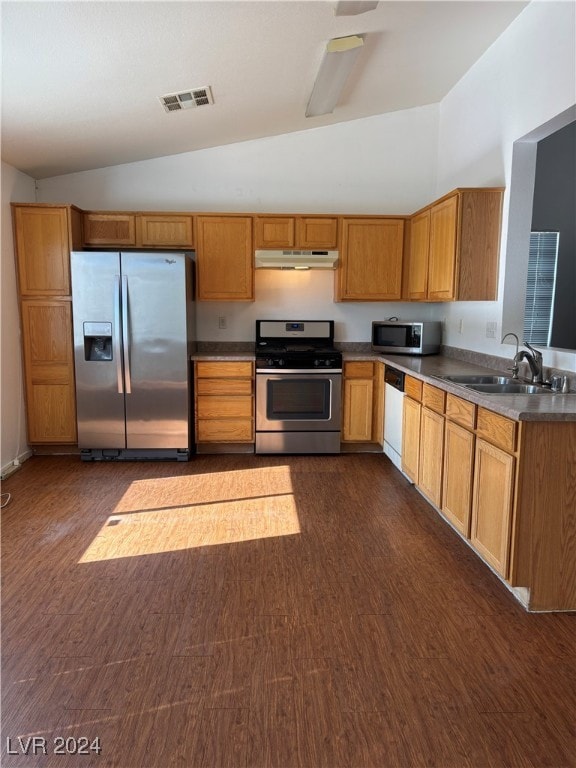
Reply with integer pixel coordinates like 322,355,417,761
256,371,342,432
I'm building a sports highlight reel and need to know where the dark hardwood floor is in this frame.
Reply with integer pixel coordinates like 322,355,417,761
1,454,575,767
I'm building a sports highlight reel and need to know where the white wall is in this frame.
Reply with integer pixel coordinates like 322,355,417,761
37,105,438,215
1,162,35,473
436,0,576,372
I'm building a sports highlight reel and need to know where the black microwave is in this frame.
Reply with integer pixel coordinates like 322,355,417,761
371,321,441,355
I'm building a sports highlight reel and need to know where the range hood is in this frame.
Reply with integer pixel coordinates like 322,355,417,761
255,249,339,270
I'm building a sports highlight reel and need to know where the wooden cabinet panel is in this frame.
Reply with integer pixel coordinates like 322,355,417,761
404,375,423,402
342,378,374,442
471,438,515,576
401,396,421,482
418,406,444,507
406,209,430,300
428,195,458,301
337,218,404,301
442,420,474,537
197,420,253,442
254,216,295,248
422,383,445,414
196,216,254,301
296,217,338,249
445,393,476,430
196,361,254,379
83,213,136,245
476,407,517,453
21,300,76,443
197,395,253,420
13,206,71,296
342,361,383,445
194,359,254,445
138,215,193,247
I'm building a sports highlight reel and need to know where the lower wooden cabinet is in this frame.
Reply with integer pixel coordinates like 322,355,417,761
470,438,515,577
401,395,421,482
418,406,444,507
20,300,77,443
442,420,475,536
195,361,254,447
342,361,384,445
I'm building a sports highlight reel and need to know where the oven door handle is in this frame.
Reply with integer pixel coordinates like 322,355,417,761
256,368,342,375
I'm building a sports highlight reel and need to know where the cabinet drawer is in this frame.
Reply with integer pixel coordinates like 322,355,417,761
196,378,253,396
197,419,253,442
404,376,422,402
196,361,253,379
476,407,517,453
196,396,253,420
422,383,446,414
445,394,476,430
345,361,374,378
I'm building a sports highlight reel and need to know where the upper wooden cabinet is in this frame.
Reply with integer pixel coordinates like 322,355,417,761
406,188,504,301
195,216,254,301
12,205,82,296
83,212,136,246
83,212,194,248
137,214,194,248
254,215,338,249
336,217,405,301
11,204,82,444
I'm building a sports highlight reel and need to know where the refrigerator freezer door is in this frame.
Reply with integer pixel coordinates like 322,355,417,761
121,252,191,449
71,251,126,449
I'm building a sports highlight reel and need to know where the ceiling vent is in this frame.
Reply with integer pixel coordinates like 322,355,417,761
159,87,214,113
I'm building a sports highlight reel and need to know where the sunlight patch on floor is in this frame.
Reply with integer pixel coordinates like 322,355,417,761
78,466,300,562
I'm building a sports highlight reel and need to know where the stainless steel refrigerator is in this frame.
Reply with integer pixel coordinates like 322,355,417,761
70,251,195,461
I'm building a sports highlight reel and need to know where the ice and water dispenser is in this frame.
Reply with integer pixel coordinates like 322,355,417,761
83,322,113,361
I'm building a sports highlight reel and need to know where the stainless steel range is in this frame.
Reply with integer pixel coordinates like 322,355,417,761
255,320,342,454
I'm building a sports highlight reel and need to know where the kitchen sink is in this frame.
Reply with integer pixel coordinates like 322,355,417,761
465,383,552,395
442,374,514,385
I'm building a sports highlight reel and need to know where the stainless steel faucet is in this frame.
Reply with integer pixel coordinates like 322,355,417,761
501,332,520,378
514,341,544,384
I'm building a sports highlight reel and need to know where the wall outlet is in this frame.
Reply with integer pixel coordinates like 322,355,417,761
458,318,464,334
486,321,497,339
218,316,227,330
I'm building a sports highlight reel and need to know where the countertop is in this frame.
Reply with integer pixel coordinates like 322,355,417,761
344,352,576,422
191,348,576,422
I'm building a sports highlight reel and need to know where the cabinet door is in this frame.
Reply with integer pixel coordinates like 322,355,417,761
13,206,71,296
407,209,430,300
20,300,77,443
471,438,515,576
428,195,458,301
337,218,404,300
296,217,338,249
401,397,421,482
83,213,136,246
418,406,444,507
442,420,475,536
254,217,295,248
138,215,194,248
342,377,374,442
196,217,254,301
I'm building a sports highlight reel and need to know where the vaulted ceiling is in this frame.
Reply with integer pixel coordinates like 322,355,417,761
1,1,528,179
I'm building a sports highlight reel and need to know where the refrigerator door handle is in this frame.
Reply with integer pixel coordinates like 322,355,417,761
114,275,124,394
121,275,132,394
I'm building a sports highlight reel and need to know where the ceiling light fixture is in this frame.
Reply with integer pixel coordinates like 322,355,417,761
335,1,379,16
305,35,364,118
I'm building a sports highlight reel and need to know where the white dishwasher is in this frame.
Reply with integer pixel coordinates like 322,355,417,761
383,366,405,473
